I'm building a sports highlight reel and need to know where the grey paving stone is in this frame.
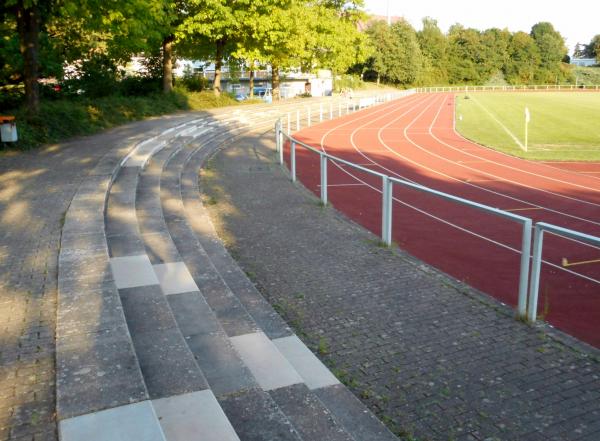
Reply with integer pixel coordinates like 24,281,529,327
57,285,126,338
109,255,159,289
119,285,178,334
59,401,165,441
153,390,239,441
218,388,302,441
182,149,293,340
269,383,354,441
273,335,339,390
185,333,256,396
130,328,208,399
230,332,303,391
153,262,199,295
143,231,181,264
315,384,399,441
167,291,221,336
106,233,147,257
56,330,147,419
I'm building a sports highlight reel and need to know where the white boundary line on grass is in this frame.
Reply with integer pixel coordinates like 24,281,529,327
467,94,526,151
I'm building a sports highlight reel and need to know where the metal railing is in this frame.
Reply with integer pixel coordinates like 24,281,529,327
528,223,600,322
416,84,600,93
273,91,600,326
275,119,533,319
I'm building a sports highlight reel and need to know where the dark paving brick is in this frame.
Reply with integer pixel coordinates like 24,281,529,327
202,132,600,441
269,383,354,441
218,388,302,441
130,328,208,399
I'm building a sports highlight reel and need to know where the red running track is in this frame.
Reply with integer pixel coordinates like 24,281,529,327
286,92,600,348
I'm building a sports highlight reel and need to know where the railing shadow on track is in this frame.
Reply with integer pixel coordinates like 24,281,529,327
272,95,600,330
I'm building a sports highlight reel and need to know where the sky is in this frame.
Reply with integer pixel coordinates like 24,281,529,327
363,0,598,55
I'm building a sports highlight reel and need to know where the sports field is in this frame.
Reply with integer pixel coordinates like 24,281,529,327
455,92,600,161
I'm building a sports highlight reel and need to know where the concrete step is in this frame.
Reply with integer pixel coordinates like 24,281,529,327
162,120,398,440
56,98,399,441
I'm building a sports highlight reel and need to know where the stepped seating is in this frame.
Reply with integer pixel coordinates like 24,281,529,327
56,99,399,441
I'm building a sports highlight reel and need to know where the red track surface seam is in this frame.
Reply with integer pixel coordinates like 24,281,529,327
287,93,600,347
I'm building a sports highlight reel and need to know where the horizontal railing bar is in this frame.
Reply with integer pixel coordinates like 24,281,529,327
388,176,531,225
535,222,600,247
281,132,388,179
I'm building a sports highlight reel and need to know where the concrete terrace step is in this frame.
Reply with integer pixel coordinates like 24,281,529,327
55,98,400,441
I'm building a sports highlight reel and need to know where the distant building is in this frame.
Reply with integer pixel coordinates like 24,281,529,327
570,58,597,67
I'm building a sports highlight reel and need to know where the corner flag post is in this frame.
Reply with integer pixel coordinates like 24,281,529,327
524,107,531,152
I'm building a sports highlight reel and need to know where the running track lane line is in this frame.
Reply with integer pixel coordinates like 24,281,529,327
382,95,600,229
314,97,600,287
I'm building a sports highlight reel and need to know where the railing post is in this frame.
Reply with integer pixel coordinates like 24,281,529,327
308,107,311,127
291,141,297,182
381,176,393,246
517,219,532,319
287,112,291,133
329,102,333,120
320,153,328,205
527,224,544,322
296,110,300,131
278,130,284,165
319,103,323,122
338,103,342,117
275,119,281,153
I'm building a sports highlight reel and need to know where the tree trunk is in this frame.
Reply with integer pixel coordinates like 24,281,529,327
377,73,380,86
213,39,225,96
16,2,41,115
271,64,280,101
249,67,254,97
162,35,174,93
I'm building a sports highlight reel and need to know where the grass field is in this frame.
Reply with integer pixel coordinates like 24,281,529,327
455,92,600,161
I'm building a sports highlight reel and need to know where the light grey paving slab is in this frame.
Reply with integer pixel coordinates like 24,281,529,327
153,262,199,295
124,140,166,168
110,255,159,289
59,401,165,441
230,332,303,391
152,390,240,441
273,335,340,390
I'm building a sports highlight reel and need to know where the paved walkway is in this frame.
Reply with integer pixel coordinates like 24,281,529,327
1,93,400,441
201,131,600,441
0,113,211,441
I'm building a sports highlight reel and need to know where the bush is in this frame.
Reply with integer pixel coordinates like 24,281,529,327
178,75,209,92
119,76,162,96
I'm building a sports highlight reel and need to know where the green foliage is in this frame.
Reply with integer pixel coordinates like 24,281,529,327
178,66,210,92
572,66,600,85
583,34,600,60
362,18,574,87
0,89,245,150
365,19,422,85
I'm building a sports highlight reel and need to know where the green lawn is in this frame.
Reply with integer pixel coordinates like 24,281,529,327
455,92,600,161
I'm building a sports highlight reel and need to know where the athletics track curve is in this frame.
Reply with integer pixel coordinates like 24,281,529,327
286,92,600,348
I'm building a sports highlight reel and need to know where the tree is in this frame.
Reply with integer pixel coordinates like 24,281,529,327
365,19,422,86
2,0,55,114
446,25,485,84
504,31,540,84
530,22,569,83
584,35,600,61
417,17,448,85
